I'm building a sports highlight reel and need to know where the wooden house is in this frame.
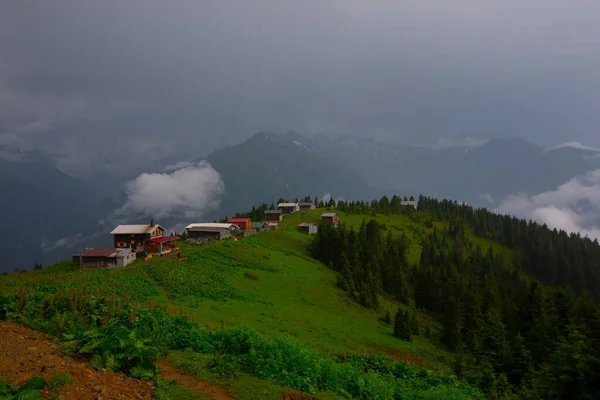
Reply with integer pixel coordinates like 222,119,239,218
320,212,340,226
264,210,283,222
278,203,299,214
227,217,252,230
297,223,318,235
72,248,136,269
147,236,178,255
185,223,238,240
298,202,316,212
110,222,165,251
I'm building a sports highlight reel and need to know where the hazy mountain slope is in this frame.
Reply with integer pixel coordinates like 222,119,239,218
0,146,112,272
302,135,600,205
203,132,383,215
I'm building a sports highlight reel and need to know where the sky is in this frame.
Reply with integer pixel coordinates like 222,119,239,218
1,0,600,163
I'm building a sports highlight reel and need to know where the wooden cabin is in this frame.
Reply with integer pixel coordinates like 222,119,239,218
298,202,316,212
185,223,238,240
227,217,253,230
110,222,165,251
264,210,283,222
297,223,318,235
277,203,299,214
72,248,136,269
147,236,178,255
320,213,340,226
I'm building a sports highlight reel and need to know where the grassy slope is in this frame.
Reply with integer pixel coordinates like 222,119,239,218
0,208,510,399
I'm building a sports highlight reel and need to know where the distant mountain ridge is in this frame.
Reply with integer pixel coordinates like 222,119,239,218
271,133,600,206
3,132,600,272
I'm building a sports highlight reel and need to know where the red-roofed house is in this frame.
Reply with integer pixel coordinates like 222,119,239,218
227,217,252,230
147,236,179,255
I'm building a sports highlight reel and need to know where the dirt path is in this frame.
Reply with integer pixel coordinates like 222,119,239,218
0,321,154,399
158,359,235,400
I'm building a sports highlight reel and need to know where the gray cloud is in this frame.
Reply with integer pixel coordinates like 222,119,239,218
1,0,600,160
496,169,600,240
116,161,224,220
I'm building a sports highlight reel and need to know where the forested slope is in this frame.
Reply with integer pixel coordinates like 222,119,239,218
309,195,600,399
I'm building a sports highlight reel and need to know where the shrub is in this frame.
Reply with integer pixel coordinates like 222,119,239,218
244,271,259,280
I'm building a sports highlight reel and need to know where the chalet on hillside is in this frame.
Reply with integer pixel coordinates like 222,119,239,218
298,202,316,212
278,203,299,214
264,210,283,222
297,223,318,234
185,223,239,240
321,212,340,226
110,222,165,251
227,217,252,230
72,248,136,269
401,200,418,210
147,236,178,255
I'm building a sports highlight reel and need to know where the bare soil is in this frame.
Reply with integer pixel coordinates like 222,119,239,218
0,321,154,399
157,359,235,400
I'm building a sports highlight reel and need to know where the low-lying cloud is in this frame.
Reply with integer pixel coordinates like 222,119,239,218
496,169,600,240
117,161,224,220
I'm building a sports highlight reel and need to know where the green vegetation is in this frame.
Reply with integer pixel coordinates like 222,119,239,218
312,195,600,399
3,194,599,399
154,379,208,400
0,376,48,400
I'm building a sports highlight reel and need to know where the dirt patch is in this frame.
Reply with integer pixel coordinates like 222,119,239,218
0,321,154,399
158,359,235,400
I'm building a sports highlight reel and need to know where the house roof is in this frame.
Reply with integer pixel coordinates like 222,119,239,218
148,236,178,244
110,224,164,235
74,248,132,258
266,222,279,227
227,217,251,223
186,223,239,230
298,223,317,227
321,213,338,218
251,222,265,229
298,202,315,206
263,210,282,214
278,203,298,208
187,226,229,233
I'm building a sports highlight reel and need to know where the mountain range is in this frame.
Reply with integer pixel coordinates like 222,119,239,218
2,133,600,272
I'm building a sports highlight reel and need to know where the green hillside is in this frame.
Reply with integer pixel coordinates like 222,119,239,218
0,207,487,399
2,198,599,400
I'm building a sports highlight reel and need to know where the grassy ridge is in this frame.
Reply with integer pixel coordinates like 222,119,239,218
0,208,498,399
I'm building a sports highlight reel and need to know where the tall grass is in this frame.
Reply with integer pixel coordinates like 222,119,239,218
0,290,482,399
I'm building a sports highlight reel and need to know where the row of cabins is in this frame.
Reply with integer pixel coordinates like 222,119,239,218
73,202,329,269
73,221,179,269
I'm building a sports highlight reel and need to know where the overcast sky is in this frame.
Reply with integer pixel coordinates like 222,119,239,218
1,0,600,159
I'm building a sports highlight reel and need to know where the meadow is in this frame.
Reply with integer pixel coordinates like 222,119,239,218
0,208,494,399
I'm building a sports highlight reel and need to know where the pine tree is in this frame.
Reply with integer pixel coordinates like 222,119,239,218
410,305,420,335
393,309,412,341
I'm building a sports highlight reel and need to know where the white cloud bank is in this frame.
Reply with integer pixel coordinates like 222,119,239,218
117,161,224,220
543,141,600,153
496,169,600,240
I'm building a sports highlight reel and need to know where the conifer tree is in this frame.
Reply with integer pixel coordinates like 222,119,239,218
393,309,412,341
